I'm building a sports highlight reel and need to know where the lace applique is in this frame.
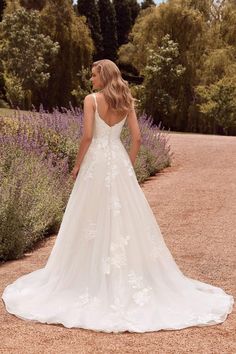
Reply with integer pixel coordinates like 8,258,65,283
110,296,125,313
147,225,165,261
82,163,94,180
109,296,139,326
81,146,97,181
96,138,109,149
75,288,90,306
102,234,131,274
82,220,97,240
123,158,134,176
105,163,119,188
104,146,121,188
108,197,121,215
111,234,130,248
132,287,153,306
127,271,144,289
128,270,153,306
75,288,101,308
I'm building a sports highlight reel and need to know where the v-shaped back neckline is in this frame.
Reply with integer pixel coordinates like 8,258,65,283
93,93,127,128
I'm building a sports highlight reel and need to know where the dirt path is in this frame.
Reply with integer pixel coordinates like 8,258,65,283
1,132,235,354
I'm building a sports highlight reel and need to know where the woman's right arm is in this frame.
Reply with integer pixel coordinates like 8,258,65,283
126,107,142,166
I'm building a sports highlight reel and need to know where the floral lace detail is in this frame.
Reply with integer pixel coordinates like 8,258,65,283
110,296,126,313
95,137,109,149
132,287,153,306
105,162,119,188
83,163,95,180
81,136,133,187
109,296,141,326
128,270,153,306
127,271,144,289
75,288,101,308
108,197,122,216
123,157,134,176
147,225,165,261
80,145,97,181
82,220,97,240
102,234,131,274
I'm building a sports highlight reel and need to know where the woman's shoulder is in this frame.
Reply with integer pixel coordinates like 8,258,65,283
84,93,95,100
83,94,96,111
84,93,96,104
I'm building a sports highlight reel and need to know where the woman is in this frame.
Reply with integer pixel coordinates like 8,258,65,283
71,59,141,181
2,59,234,333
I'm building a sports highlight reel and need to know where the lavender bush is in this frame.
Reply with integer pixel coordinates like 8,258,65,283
0,106,173,261
0,143,71,261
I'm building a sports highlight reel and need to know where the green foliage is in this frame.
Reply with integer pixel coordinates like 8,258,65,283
0,8,59,109
119,0,206,75
119,0,236,135
200,47,236,85
0,99,9,108
196,77,236,135
71,66,93,108
220,1,236,46
1,0,236,135
185,0,212,21
39,0,94,108
138,34,186,129
4,74,25,108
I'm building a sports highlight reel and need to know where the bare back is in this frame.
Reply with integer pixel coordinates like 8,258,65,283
95,92,128,127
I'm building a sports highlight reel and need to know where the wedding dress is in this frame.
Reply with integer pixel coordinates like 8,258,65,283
2,93,234,333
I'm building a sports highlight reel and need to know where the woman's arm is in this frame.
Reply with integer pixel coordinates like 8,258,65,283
71,95,95,180
126,106,142,166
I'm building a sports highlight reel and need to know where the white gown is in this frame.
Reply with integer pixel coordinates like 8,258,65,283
2,93,234,333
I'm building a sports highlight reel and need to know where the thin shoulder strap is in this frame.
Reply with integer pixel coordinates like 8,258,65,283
92,93,97,110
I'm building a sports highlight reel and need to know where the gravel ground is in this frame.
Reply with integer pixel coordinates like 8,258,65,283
0,132,235,354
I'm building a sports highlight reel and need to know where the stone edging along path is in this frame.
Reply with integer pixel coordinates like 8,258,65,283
0,132,235,354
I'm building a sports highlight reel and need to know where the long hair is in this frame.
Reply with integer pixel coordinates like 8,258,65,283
92,59,136,114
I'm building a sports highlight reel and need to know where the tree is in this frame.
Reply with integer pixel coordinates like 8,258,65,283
113,0,132,47
220,1,236,46
0,8,59,108
185,0,212,21
0,0,6,21
77,0,103,60
141,0,155,10
199,47,236,85
71,66,92,107
119,1,207,131
139,34,186,129
196,77,236,135
39,0,93,108
128,0,140,25
98,0,118,60
19,0,46,11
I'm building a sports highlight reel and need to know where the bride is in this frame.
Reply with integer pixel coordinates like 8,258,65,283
2,59,234,333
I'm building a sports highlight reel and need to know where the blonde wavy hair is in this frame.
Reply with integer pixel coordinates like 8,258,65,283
92,59,136,115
